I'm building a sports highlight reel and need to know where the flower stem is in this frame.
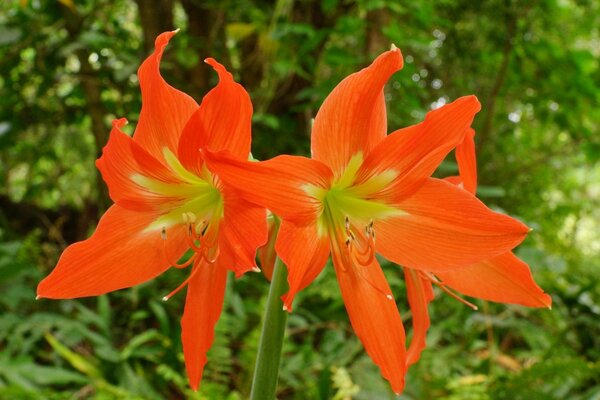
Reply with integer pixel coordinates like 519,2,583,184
250,256,288,400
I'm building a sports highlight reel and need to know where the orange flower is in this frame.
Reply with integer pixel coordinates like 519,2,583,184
37,31,267,390
203,47,532,393
403,128,552,367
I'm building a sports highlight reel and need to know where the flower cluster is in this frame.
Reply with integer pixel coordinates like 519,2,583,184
37,31,550,394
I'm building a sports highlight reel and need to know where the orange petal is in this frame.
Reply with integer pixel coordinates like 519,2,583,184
435,252,552,308
276,220,330,311
96,119,185,212
37,205,188,299
356,96,481,202
455,127,477,195
257,217,278,281
217,187,268,277
404,268,434,367
311,48,403,177
375,178,530,271
134,31,198,162
181,259,228,390
178,58,252,174
204,151,332,224
332,254,406,394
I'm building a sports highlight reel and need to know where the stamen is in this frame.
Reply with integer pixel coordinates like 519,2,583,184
171,253,198,269
421,271,478,310
185,233,203,252
161,227,167,240
345,219,376,267
195,220,208,236
334,218,393,301
203,246,220,264
162,262,202,301
349,242,375,266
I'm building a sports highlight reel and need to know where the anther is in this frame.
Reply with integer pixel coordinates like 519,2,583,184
252,266,261,272
161,227,167,240
282,305,288,311
35,295,41,300
195,220,208,236
386,294,393,300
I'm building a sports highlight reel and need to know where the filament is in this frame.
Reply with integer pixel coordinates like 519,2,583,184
420,271,478,310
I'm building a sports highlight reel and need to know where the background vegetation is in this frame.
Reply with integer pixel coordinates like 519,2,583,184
1,0,599,399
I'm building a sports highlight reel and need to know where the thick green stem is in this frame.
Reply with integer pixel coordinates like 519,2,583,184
250,257,288,400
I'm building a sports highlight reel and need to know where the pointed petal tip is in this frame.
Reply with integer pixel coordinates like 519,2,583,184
154,30,178,51
384,45,403,70
541,293,552,309
112,118,128,128
281,295,293,313
204,58,233,79
450,95,481,114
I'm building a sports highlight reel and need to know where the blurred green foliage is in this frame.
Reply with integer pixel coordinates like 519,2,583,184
1,0,599,399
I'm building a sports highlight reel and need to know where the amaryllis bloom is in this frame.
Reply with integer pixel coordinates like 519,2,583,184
203,47,533,393
37,31,267,390
403,128,552,366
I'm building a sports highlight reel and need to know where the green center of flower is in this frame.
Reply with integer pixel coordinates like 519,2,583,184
311,153,402,237
136,148,225,234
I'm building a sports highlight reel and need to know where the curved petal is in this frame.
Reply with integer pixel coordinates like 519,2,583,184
217,187,268,277
134,30,198,161
404,268,434,367
181,259,228,391
376,178,530,271
332,255,406,394
435,252,552,308
455,127,477,195
204,151,333,224
37,205,188,299
257,217,278,281
96,119,186,212
276,220,331,311
311,48,403,177
178,58,253,174
355,96,481,202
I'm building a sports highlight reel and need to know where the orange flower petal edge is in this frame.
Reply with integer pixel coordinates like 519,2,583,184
37,30,267,392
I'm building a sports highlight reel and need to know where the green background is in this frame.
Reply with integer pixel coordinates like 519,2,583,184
1,0,599,399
